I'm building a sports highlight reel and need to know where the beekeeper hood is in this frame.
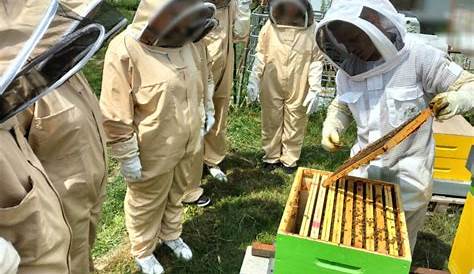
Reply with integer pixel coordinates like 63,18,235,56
0,0,126,123
128,0,217,48
269,0,314,28
315,0,407,79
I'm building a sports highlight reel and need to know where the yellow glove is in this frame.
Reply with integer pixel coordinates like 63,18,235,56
322,126,343,152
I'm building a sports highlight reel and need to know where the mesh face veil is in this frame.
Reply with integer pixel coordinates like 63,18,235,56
315,1,407,77
139,0,216,47
0,1,126,123
269,0,314,28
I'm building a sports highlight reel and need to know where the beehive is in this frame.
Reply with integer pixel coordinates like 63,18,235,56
433,116,474,183
275,168,411,274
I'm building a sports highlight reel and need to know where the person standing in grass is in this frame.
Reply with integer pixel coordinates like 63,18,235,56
100,0,218,272
247,0,324,174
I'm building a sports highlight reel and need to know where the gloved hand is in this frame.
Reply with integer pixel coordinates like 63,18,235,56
205,111,215,134
302,90,320,115
0,237,20,274
247,79,260,103
430,90,474,121
321,126,343,152
111,134,143,182
120,156,142,182
430,70,474,120
321,99,353,152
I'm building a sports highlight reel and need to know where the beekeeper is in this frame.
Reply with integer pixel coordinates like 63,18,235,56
202,0,251,182
316,0,474,252
247,0,324,173
0,0,109,272
16,1,127,272
100,0,217,272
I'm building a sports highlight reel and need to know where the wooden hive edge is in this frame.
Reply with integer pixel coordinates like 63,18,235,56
278,168,305,233
393,184,412,259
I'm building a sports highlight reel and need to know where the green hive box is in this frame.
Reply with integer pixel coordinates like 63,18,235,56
274,168,412,274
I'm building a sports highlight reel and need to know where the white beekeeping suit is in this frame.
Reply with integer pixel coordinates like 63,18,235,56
316,0,474,252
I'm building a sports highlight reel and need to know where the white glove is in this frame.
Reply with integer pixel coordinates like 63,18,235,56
247,77,260,103
0,237,20,274
233,0,251,41
111,134,143,182
321,99,353,152
205,112,215,134
302,90,320,115
120,156,142,182
322,126,343,152
430,74,474,120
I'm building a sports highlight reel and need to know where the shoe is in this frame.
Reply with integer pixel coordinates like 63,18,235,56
164,238,193,261
135,255,164,274
196,196,211,207
281,165,298,174
262,162,281,172
183,195,212,208
208,166,228,182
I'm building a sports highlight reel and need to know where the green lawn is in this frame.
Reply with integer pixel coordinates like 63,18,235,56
84,2,463,273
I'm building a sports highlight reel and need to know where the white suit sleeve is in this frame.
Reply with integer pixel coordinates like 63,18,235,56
0,237,20,274
415,44,463,94
308,49,324,93
233,0,251,42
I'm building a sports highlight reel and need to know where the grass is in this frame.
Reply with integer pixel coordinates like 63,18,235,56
84,2,463,273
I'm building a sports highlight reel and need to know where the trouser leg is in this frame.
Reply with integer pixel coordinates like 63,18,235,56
204,54,234,167
280,105,308,167
160,154,195,241
405,204,428,255
183,145,204,203
125,173,173,258
261,95,284,164
88,179,107,271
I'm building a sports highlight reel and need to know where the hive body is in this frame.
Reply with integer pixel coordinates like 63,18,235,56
275,168,412,274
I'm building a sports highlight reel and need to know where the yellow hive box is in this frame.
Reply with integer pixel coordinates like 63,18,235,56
433,116,474,183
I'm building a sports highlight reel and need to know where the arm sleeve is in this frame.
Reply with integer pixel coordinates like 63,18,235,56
99,46,135,145
232,0,251,42
415,44,463,95
249,22,270,81
308,48,324,92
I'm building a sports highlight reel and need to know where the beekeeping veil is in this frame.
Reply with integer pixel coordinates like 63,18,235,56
0,0,127,123
129,0,217,48
315,0,408,78
269,0,314,28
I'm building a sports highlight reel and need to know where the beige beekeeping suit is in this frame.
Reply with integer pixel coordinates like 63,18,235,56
19,73,107,274
100,0,206,258
203,0,249,166
15,1,109,272
0,118,72,274
0,1,72,273
183,40,214,203
254,21,324,167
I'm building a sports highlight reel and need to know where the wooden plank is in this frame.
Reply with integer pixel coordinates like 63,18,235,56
299,173,320,237
321,177,337,241
384,185,399,257
331,179,346,243
279,168,304,233
354,181,365,248
394,185,411,258
323,108,432,187
310,175,328,239
375,185,387,254
365,183,375,252
342,181,354,246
